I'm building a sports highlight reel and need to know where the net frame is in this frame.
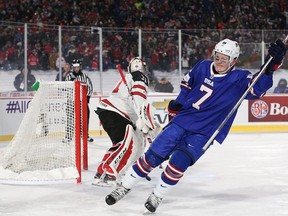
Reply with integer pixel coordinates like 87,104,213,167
0,81,88,184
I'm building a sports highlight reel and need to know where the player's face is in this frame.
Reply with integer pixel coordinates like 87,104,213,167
214,53,230,73
64,64,70,72
73,66,80,73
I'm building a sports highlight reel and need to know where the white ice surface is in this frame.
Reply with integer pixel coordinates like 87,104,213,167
0,133,287,216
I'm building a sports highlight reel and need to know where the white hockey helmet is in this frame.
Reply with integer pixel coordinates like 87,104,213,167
213,39,240,63
72,59,81,67
127,57,147,74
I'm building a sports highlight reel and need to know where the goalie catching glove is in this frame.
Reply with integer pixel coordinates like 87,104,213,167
264,39,287,75
136,101,158,134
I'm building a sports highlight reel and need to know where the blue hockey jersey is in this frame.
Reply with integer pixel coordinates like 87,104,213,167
173,60,273,144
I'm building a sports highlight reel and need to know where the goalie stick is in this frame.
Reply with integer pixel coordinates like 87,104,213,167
202,35,288,151
116,64,155,181
117,64,139,111
116,64,158,132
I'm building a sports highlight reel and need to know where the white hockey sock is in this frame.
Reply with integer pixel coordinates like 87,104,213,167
121,166,143,189
153,178,172,199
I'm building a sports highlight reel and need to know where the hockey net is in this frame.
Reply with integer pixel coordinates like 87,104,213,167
0,81,88,184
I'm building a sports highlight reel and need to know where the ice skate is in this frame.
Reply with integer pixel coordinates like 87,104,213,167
92,172,118,187
105,185,130,205
144,192,162,213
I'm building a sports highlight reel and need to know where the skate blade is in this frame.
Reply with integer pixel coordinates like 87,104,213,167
143,208,153,214
91,179,118,187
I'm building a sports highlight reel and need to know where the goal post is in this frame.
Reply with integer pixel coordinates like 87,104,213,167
0,81,88,184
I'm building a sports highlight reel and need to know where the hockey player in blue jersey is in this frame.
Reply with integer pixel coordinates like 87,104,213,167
104,38,287,212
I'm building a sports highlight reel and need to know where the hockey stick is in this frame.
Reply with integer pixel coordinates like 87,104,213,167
202,36,288,151
117,64,140,111
116,63,160,133
116,64,152,181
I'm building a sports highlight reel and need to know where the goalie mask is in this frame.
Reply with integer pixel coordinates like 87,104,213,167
127,57,147,74
213,39,240,63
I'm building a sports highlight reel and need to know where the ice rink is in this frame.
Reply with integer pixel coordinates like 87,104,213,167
0,132,287,216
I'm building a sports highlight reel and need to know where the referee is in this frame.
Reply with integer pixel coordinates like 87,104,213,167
66,59,94,142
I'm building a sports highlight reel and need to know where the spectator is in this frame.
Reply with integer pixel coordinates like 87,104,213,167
55,55,66,71
0,47,7,69
79,42,93,70
27,49,39,70
0,0,288,73
49,48,58,70
5,41,16,68
103,52,113,71
273,78,288,93
15,42,24,68
90,54,99,71
13,67,36,91
55,63,71,81
182,55,190,70
154,77,174,93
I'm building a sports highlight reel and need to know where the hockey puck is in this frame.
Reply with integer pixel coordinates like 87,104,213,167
146,175,151,181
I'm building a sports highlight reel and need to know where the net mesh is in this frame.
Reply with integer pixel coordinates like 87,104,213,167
0,81,83,182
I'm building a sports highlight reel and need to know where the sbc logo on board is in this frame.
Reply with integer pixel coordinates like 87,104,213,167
250,100,269,119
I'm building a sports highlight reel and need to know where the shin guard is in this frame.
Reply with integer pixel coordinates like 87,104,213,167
102,125,144,178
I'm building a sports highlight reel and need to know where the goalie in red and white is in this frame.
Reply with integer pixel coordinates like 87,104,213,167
94,57,160,186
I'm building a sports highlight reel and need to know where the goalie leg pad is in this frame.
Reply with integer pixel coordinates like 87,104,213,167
102,124,144,177
96,143,121,176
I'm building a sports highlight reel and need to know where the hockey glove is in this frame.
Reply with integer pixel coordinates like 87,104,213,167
264,39,287,75
136,101,157,134
136,118,150,134
168,100,183,121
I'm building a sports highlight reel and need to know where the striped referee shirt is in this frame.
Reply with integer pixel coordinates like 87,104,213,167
65,70,93,97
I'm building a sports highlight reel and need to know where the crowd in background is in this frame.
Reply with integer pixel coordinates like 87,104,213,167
0,0,287,74
1,0,286,30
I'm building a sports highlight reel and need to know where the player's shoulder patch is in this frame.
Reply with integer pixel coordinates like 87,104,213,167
247,74,253,79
